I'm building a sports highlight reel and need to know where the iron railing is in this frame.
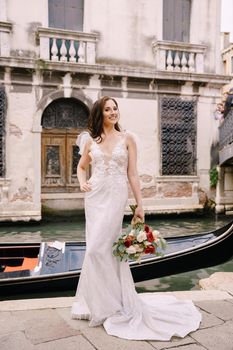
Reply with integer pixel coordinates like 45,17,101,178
219,109,233,149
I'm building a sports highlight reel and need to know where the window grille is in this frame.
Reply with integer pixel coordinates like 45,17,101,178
41,98,89,128
0,87,6,177
160,96,197,175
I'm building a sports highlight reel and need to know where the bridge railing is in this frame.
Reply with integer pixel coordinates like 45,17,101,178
219,109,233,165
219,109,233,150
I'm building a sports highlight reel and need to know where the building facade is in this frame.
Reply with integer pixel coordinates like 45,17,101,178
0,0,230,221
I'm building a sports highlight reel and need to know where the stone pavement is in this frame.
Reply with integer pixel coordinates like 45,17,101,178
0,272,233,350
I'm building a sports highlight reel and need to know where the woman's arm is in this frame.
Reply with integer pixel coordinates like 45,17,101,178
126,134,144,220
77,139,92,192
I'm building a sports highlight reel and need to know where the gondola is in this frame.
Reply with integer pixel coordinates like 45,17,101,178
0,220,233,296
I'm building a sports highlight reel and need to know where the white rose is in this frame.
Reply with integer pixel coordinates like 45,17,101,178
152,230,160,239
137,231,147,243
134,244,144,252
128,230,135,238
126,246,137,254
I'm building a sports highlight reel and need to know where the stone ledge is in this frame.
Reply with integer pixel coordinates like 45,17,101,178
0,57,231,84
199,272,233,295
125,204,204,215
1,289,232,312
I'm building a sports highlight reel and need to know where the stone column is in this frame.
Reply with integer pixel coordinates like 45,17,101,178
215,166,225,213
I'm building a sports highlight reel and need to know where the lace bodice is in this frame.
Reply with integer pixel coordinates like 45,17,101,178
90,137,128,178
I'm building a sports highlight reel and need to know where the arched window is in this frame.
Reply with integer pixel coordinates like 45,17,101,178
0,87,6,178
41,97,88,129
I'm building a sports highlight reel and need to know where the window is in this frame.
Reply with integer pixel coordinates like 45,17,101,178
163,0,191,42
0,87,6,178
49,0,84,31
160,96,197,175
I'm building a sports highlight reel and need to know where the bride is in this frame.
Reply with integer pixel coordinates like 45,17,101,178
71,96,201,340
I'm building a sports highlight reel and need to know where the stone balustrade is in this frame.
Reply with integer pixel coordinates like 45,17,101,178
152,40,206,73
37,27,98,65
0,21,12,57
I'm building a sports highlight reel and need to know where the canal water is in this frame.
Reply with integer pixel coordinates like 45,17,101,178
0,213,232,299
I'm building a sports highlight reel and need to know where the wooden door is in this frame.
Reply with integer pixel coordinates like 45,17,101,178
41,97,89,194
41,129,81,193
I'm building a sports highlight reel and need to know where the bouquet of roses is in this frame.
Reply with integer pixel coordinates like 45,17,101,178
112,205,167,262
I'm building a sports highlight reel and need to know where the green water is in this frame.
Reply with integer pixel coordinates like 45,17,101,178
0,213,232,298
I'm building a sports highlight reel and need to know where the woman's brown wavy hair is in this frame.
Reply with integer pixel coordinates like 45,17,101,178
88,96,121,142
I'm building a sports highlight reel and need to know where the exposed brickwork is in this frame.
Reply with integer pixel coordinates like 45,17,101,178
160,182,192,198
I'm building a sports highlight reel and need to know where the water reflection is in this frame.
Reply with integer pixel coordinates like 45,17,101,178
0,213,231,242
135,258,233,293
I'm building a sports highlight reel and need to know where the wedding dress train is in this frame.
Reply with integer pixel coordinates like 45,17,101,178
71,132,201,340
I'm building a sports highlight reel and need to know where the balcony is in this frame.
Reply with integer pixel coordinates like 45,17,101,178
0,21,12,57
37,27,98,65
152,40,207,74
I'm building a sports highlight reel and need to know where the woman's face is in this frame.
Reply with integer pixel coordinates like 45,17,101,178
102,99,119,127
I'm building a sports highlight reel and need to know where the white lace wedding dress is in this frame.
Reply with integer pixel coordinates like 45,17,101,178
71,132,201,340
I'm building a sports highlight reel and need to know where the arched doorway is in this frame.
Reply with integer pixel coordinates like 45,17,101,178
41,97,89,195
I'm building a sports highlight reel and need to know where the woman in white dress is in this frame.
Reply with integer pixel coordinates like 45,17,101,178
72,96,201,340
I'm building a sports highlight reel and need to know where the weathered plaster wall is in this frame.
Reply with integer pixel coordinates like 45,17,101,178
72,0,162,67
6,0,48,56
6,86,37,208
190,0,222,74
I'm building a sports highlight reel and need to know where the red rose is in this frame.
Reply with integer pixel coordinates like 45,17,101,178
146,231,154,243
144,245,155,254
124,238,132,247
144,224,150,233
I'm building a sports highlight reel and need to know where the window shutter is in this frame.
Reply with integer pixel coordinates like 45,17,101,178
49,0,84,31
163,0,191,42
65,0,84,31
49,0,65,29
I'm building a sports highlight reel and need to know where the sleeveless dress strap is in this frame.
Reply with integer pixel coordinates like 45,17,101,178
76,131,92,155
124,130,142,154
